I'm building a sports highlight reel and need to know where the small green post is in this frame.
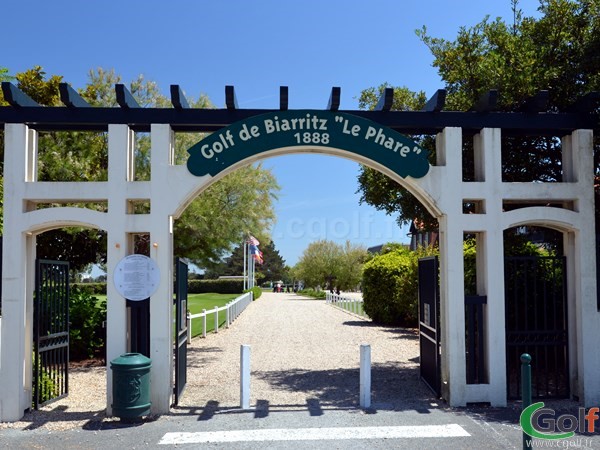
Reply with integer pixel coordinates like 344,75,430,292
521,353,533,450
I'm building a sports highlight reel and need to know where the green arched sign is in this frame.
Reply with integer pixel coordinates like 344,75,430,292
187,110,430,179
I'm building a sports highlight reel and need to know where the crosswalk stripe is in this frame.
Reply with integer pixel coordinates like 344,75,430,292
159,424,470,444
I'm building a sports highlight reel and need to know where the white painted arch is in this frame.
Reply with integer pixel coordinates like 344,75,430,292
169,145,444,221
1,123,598,422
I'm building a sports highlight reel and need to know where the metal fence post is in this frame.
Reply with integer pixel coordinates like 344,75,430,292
202,309,207,338
214,306,219,333
226,302,230,328
521,353,533,450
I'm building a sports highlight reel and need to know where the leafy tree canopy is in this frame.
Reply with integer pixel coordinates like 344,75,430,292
294,239,368,290
206,240,288,283
357,0,600,233
1,66,280,271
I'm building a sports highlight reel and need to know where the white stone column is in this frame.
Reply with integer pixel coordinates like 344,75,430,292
436,127,467,406
565,130,599,406
105,125,134,415
148,124,175,413
0,124,35,420
475,128,507,406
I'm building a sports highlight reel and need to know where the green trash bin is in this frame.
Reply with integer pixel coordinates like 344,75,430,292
111,353,151,420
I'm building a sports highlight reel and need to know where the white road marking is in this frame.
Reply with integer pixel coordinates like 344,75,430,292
159,424,470,444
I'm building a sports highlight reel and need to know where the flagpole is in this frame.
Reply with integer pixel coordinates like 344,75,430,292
243,240,247,290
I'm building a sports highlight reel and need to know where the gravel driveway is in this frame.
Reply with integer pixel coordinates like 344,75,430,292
1,292,433,431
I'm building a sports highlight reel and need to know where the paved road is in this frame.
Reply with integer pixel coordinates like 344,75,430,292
1,292,598,449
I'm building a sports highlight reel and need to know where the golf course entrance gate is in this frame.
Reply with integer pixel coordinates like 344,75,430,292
505,255,569,399
418,256,441,396
174,258,188,405
33,259,70,409
0,82,598,421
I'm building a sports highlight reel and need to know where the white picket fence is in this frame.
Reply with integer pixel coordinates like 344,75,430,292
187,291,253,342
325,292,368,318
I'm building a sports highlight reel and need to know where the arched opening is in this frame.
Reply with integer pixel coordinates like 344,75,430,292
169,151,441,414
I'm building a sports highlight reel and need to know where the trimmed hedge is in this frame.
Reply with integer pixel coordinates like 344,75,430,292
244,286,262,300
72,280,245,295
298,288,326,299
362,246,437,326
188,279,244,294
72,282,106,295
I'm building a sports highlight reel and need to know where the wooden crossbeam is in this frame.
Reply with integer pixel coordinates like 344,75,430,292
280,86,288,111
225,85,238,110
170,85,190,109
59,83,90,108
518,90,549,112
327,87,341,111
375,88,393,111
115,84,140,108
422,89,446,112
566,92,600,113
1,82,39,107
471,90,498,112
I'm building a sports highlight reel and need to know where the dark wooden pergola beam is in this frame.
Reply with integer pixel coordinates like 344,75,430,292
566,92,600,113
170,85,190,109
225,85,238,110
1,82,39,107
374,87,393,111
116,84,140,108
59,83,90,108
327,87,341,111
422,89,446,112
471,90,498,112
518,90,549,113
280,86,288,111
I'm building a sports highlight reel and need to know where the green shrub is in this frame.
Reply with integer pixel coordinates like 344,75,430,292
71,282,106,295
188,279,244,294
298,288,326,299
69,285,106,360
33,356,59,406
362,246,438,326
244,286,262,300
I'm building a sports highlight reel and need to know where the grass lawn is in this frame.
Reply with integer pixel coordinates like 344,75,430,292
186,293,239,338
93,292,241,338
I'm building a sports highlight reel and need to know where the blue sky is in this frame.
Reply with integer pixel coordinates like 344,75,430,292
3,0,541,266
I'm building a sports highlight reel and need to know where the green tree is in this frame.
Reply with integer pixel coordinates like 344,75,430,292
294,240,367,290
2,66,280,271
336,241,369,290
357,0,600,233
206,240,287,284
258,241,287,283
295,240,342,289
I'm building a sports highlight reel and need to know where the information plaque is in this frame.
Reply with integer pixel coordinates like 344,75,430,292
113,254,160,301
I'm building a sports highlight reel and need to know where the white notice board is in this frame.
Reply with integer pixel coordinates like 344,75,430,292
113,254,160,301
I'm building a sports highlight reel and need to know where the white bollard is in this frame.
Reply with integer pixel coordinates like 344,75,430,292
240,344,251,409
187,311,192,344
360,344,371,408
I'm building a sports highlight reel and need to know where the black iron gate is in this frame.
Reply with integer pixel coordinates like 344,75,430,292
505,256,569,399
418,256,441,396
34,259,70,409
174,258,188,405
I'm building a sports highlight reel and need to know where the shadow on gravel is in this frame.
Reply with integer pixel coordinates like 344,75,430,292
185,346,223,368
253,362,436,412
170,363,440,421
341,321,419,341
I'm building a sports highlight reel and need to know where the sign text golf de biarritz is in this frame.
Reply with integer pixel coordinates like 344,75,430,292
186,110,430,179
